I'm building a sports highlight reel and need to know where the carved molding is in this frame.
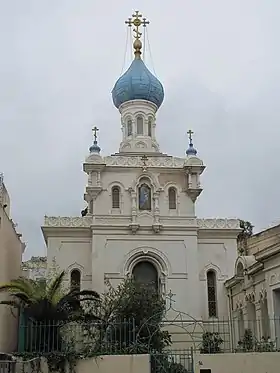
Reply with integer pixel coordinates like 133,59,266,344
123,246,171,276
259,288,267,301
186,188,203,202
199,263,225,281
43,216,92,227
197,218,240,229
245,291,256,303
104,155,186,168
235,299,244,310
152,223,163,233
43,216,240,229
129,223,140,234
269,272,280,287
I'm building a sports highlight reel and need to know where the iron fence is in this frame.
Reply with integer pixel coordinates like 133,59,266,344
151,349,194,373
18,319,139,354
17,317,280,354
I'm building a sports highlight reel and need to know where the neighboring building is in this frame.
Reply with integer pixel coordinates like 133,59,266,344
225,223,280,348
0,174,25,352
22,256,47,281
41,11,241,321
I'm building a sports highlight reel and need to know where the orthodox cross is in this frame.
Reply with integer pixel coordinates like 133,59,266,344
166,289,176,309
92,126,99,142
141,154,148,167
125,11,150,40
187,129,194,143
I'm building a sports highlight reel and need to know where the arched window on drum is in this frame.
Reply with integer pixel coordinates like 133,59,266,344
136,116,144,135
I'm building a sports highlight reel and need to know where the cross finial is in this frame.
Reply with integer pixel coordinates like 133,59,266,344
92,126,99,142
125,11,149,59
187,129,194,143
141,155,148,171
166,289,176,309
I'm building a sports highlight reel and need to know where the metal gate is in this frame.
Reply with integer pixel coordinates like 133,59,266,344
150,348,194,373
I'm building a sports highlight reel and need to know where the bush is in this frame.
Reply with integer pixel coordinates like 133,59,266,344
200,332,223,353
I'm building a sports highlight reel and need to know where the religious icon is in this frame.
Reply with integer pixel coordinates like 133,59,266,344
139,184,151,210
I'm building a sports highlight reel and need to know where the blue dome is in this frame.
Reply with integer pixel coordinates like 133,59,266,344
112,58,164,109
89,141,101,154
186,143,197,156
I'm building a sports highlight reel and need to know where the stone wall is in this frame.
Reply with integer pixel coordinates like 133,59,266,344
195,352,280,373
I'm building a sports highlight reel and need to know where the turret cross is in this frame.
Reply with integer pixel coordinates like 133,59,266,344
187,129,194,142
92,126,99,142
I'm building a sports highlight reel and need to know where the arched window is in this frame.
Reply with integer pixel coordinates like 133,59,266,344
136,116,144,135
70,269,81,292
168,187,177,209
112,186,120,208
132,261,158,291
148,117,152,137
127,119,132,136
207,270,217,317
139,183,151,210
236,262,244,277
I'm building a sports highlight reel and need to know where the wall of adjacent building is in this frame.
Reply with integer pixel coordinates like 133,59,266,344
195,352,280,373
0,183,24,352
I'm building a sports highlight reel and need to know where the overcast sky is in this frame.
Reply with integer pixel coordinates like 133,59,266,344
1,0,279,259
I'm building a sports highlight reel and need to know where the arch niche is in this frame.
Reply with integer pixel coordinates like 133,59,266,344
132,261,159,292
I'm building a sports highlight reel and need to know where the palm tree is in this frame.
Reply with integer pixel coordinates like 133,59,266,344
0,271,101,352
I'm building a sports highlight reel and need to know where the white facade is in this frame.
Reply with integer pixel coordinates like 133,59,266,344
42,100,241,321
42,15,241,321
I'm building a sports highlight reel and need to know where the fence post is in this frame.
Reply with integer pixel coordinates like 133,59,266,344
17,311,25,353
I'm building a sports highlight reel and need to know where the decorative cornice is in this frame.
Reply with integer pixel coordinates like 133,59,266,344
197,218,240,230
103,155,186,168
42,216,240,230
43,216,92,227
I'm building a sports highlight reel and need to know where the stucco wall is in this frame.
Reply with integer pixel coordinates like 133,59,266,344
0,193,23,352
17,355,150,373
195,352,280,373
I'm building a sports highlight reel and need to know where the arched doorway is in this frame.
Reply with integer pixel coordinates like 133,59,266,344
132,261,159,292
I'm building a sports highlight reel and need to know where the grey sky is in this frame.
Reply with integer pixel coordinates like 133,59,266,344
1,0,279,259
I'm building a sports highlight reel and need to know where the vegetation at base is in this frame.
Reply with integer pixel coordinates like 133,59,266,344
237,329,277,352
200,332,223,354
0,277,188,373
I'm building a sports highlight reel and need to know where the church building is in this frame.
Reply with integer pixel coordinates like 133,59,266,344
42,11,241,321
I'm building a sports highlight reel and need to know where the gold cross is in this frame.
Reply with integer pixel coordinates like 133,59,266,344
125,11,150,40
92,126,99,142
187,129,194,142
141,154,148,167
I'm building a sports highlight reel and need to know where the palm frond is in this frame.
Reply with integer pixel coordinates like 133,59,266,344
68,289,100,299
47,271,65,302
0,283,31,296
12,292,33,305
0,300,21,309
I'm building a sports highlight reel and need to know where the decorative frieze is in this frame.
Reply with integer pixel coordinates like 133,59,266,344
43,216,92,227
104,155,186,168
43,216,240,230
197,218,240,230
